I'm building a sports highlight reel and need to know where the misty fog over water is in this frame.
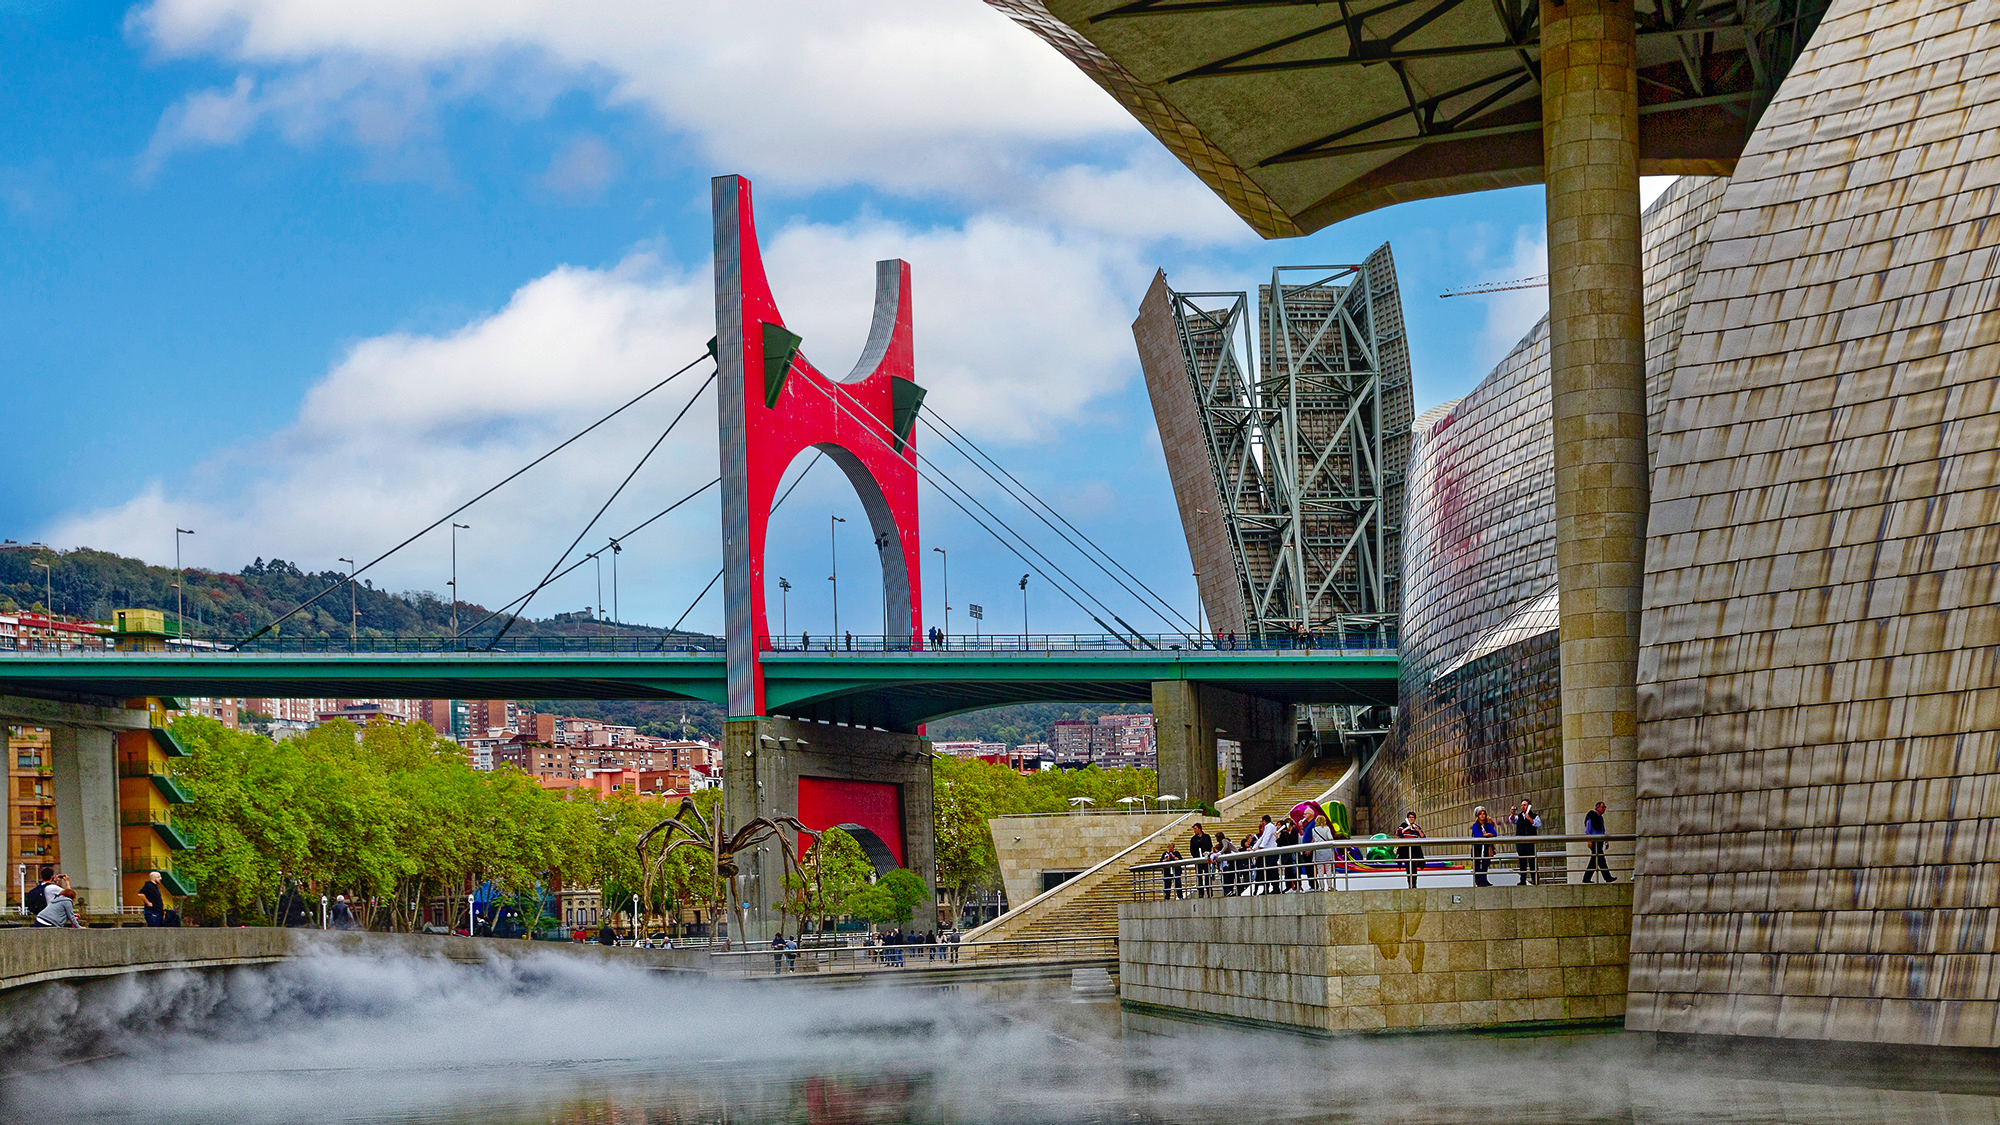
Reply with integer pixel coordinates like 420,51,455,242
0,950,1993,1125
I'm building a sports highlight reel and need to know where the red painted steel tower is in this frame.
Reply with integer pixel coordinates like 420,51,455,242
712,175,925,718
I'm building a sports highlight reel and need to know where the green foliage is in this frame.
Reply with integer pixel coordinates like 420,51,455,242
168,716,644,929
781,827,875,931
930,755,1157,901
849,868,928,928
0,544,707,645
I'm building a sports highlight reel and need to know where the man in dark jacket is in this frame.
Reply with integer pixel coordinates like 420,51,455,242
1188,823,1214,897
1513,801,1541,885
1583,800,1615,882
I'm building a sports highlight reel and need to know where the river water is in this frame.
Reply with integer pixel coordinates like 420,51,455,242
1,950,1993,1125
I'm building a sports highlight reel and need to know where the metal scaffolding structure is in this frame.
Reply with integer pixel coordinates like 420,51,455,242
1144,243,1412,643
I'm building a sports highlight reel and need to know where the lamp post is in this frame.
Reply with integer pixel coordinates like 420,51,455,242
594,551,605,638
467,893,475,936
321,894,329,930
175,528,195,640
632,892,641,944
932,546,948,644
1019,574,1030,647
829,515,845,644
777,577,791,640
610,538,621,629
338,557,357,651
1193,570,1204,647
450,522,470,645
28,560,49,618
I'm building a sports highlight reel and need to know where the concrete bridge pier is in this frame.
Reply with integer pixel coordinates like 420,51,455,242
0,696,150,915
723,716,935,942
1152,682,1295,809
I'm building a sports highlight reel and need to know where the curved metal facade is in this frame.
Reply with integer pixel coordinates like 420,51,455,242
1372,176,1729,835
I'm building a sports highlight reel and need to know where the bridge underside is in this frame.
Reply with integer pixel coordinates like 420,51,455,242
0,651,1396,732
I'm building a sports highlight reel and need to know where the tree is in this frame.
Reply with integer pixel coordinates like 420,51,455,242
782,827,875,932
849,868,927,929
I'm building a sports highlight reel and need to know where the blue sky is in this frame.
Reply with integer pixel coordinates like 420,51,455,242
4,0,1602,637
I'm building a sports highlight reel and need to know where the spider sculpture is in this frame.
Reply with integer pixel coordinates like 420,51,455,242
637,795,818,950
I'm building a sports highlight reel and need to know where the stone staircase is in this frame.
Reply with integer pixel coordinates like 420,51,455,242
962,756,1356,954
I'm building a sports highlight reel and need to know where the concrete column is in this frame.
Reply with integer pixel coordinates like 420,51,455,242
1542,0,1646,855
724,717,935,943
50,725,120,915
1153,682,1295,808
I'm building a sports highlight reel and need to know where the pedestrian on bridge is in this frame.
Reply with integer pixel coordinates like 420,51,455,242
844,631,853,651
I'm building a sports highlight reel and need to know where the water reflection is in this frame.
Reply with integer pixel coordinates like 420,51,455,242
0,951,1991,1125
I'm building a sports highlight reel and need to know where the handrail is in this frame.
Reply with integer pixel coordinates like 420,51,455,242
704,933,1113,976
0,633,1399,658
1127,833,1639,899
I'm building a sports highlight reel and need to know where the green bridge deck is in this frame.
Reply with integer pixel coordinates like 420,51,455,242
0,649,1398,730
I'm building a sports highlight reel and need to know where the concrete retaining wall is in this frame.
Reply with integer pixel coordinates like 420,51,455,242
0,928,706,992
1120,884,1632,1035
991,813,1183,910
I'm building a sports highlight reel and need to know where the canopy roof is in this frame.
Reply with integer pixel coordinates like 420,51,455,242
991,0,1829,236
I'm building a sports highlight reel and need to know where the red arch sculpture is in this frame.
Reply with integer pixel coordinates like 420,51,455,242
713,174,925,717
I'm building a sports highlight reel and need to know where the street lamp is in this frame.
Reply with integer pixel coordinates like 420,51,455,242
609,538,621,629
829,515,845,644
932,546,948,644
1019,574,1030,646
594,551,605,638
467,893,476,936
338,558,357,651
450,523,470,645
777,577,791,640
632,892,641,944
28,560,49,618
175,528,195,641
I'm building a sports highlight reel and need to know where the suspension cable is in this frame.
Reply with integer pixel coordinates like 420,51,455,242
663,449,825,641
920,408,1197,632
790,375,1132,636
457,477,720,640
488,370,717,646
232,350,715,649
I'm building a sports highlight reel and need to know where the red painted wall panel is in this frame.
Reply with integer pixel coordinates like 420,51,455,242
796,776,904,868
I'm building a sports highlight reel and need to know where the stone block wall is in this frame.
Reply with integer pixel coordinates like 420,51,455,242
991,812,1184,911
1120,884,1631,1035
1632,0,2000,1049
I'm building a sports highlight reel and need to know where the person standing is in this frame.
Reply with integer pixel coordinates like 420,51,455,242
1275,817,1299,891
1188,822,1214,898
1394,812,1426,889
1470,807,1499,886
1213,833,1238,895
140,870,167,927
331,894,357,930
1253,816,1279,894
24,864,56,917
1309,813,1338,891
1583,800,1615,883
597,921,618,946
1513,800,1541,885
1159,844,1183,899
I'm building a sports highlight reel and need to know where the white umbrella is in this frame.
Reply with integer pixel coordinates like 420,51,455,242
1068,796,1095,808
1118,795,1147,809
1157,795,1182,807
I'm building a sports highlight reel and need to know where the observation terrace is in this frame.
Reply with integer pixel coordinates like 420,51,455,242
0,633,1398,731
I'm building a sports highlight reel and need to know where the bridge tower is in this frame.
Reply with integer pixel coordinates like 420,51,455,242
711,174,936,939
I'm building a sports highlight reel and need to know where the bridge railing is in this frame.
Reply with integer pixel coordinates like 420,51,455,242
756,632,1399,654
0,632,1398,657
1125,833,1639,898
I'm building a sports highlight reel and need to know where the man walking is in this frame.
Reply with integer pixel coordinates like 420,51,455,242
1583,800,1615,883
140,870,167,926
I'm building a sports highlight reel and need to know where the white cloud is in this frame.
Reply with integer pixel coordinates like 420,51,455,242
541,134,621,198
41,210,1151,623
1465,226,1550,376
132,0,1139,195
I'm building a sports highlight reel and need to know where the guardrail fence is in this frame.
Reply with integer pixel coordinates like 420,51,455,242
1127,833,1639,899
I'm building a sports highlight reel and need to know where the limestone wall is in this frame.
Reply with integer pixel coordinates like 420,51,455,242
1632,0,2000,1049
991,812,1184,910
0,928,706,993
1120,884,1631,1034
